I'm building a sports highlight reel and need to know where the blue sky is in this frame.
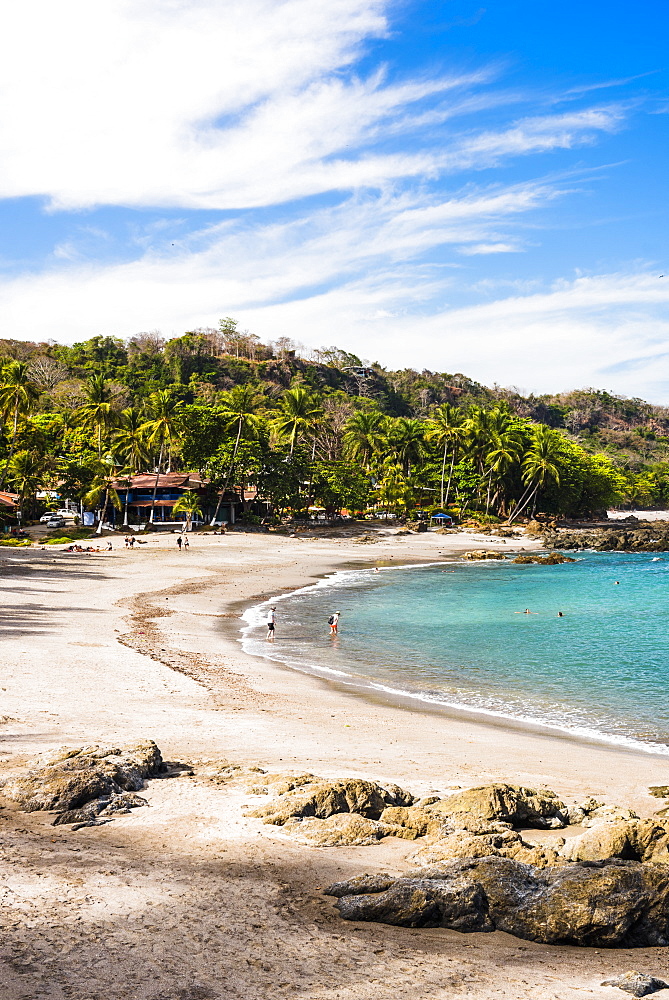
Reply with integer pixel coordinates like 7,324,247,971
0,0,667,399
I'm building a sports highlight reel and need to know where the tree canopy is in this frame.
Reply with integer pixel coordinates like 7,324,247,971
0,325,664,524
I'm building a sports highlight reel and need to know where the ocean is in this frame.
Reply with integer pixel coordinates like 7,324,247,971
240,551,669,755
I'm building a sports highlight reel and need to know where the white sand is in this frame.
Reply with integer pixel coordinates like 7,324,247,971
1,528,669,999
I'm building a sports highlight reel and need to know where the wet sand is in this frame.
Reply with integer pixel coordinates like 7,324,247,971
2,527,669,999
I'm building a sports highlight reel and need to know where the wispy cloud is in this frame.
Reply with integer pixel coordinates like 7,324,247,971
458,242,520,255
0,177,565,327
0,0,660,401
563,72,658,97
0,2,627,210
243,271,669,400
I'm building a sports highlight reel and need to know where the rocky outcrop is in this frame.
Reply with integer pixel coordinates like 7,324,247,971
601,971,669,996
461,550,506,560
0,741,166,826
511,552,577,565
566,798,638,826
560,817,669,864
426,783,568,829
248,776,414,826
248,779,571,859
327,856,669,947
282,813,412,847
542,522,669,552
379,805,442,838
52,791,148,829
649,786,669,799
407,828,563,868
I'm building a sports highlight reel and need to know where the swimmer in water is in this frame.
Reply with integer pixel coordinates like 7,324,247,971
557,611,564,617
614,581,620,585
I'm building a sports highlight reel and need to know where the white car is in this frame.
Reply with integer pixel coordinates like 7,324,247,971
40,512,58,523
46,517,66,529
55,508,75,518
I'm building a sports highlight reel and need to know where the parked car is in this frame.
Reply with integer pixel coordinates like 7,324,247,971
46,517,66,529
55,508,75,518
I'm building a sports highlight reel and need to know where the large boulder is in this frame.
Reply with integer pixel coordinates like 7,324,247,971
601,971,669,997
1,741,164,813
327,856,669,947
427,783,568,829
379,805,445,838
249,777,414,826
560,818,669,864
407,823,563,868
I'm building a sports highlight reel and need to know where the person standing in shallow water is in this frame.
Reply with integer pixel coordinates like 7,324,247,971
267,607,276,641
329,611,341,635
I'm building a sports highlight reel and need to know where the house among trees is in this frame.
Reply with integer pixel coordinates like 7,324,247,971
111,473,243,528
0,489,19,513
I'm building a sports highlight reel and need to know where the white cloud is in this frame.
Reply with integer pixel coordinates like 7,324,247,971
438,107,626,172
1,177,668,400
0,177,560,334
0,1,624,210
458,242,519,255
256,272,669,400
0,0,657,401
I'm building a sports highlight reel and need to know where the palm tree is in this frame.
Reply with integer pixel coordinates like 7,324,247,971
172,490,203,532
273,387,323,455
483,425,525,514
375,461,415,518
425,404,465,507
210,385,263,525
76,373,117,458
342,411,386,470
142,391,184,524
0,361,41,486
386,417,426,475
6,449,46,519
508,426,562,523
113,407,150,525
83,461,122,534
462,405,524,511
462,405,494,478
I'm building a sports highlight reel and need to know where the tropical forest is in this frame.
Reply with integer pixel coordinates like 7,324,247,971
2,319,669,528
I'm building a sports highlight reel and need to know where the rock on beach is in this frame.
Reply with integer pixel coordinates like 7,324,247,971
0,740,166,826
327,856,669,947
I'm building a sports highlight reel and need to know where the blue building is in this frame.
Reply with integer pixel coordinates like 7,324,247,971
111,472,241,527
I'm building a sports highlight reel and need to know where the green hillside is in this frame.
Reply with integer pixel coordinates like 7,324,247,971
1,322,668,524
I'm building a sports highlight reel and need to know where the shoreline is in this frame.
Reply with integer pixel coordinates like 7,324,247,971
234,555,669,762
4,528,669,998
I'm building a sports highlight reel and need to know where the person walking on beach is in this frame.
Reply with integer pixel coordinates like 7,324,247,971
176,536,182,550
329,611,341,635
183,535,189,550
267,607,276,641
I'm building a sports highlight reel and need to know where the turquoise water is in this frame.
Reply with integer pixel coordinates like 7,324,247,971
240,552,669,754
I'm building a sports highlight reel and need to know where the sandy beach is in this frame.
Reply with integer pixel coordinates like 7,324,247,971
3,526,669,1000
